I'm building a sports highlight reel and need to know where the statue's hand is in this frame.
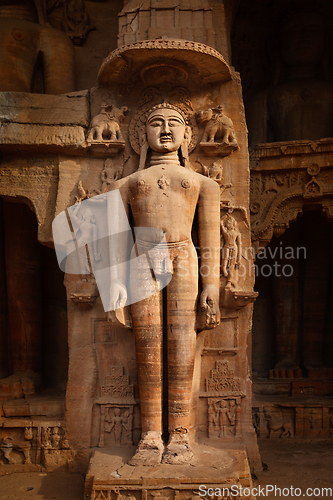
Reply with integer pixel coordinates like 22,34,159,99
108,281,127,311
200,285,220,327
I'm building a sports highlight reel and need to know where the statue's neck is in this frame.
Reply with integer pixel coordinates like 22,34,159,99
150,151,182,167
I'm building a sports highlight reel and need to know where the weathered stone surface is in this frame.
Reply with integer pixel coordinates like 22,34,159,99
0,92,89,127
85,444,253,500
0,123,86,151
2,399,29,418
118,0,216,48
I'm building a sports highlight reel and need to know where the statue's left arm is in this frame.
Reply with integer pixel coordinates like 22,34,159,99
198,179,221,326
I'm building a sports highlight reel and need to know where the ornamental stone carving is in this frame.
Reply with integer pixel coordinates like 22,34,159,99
197,105,238,156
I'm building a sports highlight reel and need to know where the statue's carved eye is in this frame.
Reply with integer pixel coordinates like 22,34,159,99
168,119,182,127
148,118,163,127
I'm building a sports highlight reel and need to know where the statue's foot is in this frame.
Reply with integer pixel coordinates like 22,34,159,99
162,433,195,465
128,432,164,467
225,280,237,291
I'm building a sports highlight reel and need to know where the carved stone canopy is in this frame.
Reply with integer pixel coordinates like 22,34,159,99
98,39,231,88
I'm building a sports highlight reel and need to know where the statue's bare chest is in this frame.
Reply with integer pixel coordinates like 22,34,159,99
128,166,200,209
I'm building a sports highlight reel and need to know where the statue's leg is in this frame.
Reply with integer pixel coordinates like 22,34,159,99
110,125,117,141
209,126,217,142
128,251,164,466
162,243,198,464
221,257,228,277
22,447,32,464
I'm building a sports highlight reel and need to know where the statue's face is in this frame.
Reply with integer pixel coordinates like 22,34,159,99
226,218,235,230
146,108,186,153
280,14,325,68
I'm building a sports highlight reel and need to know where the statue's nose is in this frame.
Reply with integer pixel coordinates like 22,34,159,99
161,120,171,133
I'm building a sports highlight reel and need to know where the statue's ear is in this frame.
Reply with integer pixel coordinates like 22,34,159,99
139,126,147,147
181,125,192,169
184,125,192,144
138,126,148,171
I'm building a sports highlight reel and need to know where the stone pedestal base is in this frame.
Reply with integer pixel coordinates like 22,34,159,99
84,442,253,500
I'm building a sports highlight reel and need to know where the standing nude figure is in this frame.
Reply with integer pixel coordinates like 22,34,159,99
214,400,228,437
101,158,123,193
220,214,242,290
107,102,221,465
105,408,128,445
71,203,102,274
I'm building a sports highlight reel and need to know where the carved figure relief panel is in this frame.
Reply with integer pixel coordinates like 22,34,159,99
0,422,72,469
253,405,333,439
207,397,241,438
96,366,137,448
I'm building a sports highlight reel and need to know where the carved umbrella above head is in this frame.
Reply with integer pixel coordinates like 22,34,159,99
0,0,75,94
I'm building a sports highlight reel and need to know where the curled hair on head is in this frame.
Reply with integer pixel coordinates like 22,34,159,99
146,102,189,125
223,215,237,229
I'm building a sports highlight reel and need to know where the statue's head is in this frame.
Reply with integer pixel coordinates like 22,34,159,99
225,216,236,230
82,208,95,223
130,95,197,170
146,104,190,154
280,12,325,68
